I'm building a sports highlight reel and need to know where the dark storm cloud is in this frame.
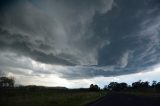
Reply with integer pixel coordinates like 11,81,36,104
0,29,75,65
0,0,114,66
97,0,160,68
60,66,142,79
0,0,160,79
59,0,160,79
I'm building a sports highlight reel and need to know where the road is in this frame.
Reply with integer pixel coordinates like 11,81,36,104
85,92,160,106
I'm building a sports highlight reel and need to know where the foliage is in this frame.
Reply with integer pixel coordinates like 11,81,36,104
0,77,15,88
107,82,128,91
104,80,160,92
89,84,100,91
132,80,149,89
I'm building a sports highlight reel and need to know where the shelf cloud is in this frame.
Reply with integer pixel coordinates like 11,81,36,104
0,0,160,86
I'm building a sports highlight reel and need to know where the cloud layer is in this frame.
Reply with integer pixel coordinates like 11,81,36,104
0,0,160,83
0,0,114,66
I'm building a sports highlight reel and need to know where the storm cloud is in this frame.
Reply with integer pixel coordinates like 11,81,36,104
0,0,160,81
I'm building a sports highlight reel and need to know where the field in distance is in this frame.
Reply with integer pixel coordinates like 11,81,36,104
0,87,105,106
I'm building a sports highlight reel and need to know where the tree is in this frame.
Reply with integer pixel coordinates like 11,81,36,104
132,80,149,90
119,82,128,90
0,77,15,88
89,84,100,91
142,81,149,88
132,80,142,89
108,82,120,91
155,82,160,91
103,85,108,90
152,80,157,88
108,82,128,91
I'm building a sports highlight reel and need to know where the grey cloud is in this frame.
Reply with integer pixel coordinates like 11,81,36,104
97,0,160,67
59,65,145,80
0,0,114,66
0,51,56,77
1,0,160,80
60,0,160,79
0,0,113,65
0,28,76,66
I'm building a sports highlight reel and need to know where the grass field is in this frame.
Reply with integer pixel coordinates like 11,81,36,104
0,89,105,106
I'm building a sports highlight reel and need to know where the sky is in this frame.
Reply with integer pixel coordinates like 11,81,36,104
0,0,160,88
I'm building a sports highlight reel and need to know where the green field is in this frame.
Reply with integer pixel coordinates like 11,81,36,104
0,89,105,106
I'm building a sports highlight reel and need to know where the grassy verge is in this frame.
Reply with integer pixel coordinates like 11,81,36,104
0,89,106,106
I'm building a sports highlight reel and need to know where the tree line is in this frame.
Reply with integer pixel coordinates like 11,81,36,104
1,76,160,92
90,80,160,92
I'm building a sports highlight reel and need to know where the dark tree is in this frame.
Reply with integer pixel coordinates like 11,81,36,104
103,85,108,90
152,80,157,88
119,82,128,90
108,82,128,91
132,80,142,89
0,77,15,88
132,80,149,90
89,84,100,91
155,82,160,91
141,81,149,88
108,82,120,91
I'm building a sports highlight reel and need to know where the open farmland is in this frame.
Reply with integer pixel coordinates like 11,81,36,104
0,89,105,106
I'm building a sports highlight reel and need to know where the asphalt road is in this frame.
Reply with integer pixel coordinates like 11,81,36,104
85,92,160,106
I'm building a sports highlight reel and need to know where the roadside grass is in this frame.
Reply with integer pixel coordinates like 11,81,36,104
0,89,106,106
